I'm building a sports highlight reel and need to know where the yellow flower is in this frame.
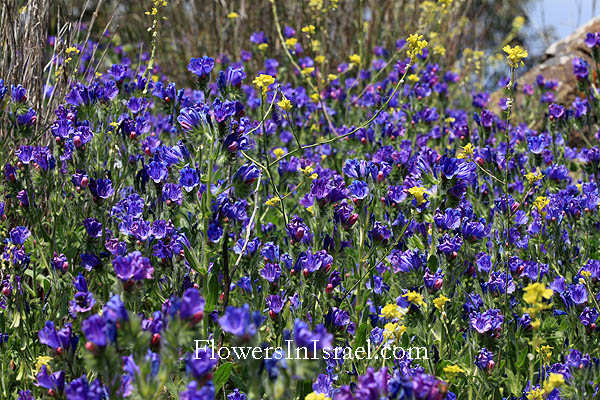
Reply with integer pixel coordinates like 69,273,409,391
503,45,528,68
95,72,103,78
265,197,280,207
581,270,592,279
301,25,316,34
536,345,553,364
349,54,361,65
109,121,119,128
408,74,420,83
277,98,292,111
526,387,544,400
151,74,159,82
258,43,269,51
383,322,406,341
542,373,565,394
306,205,315,214
227,11,239,19
403,291,425,306
532,196,550,218
310,92,321,102
327,74,338,81
302,67,315,76
443,364,465,379
66,46,80,54
457,143,474,161
406,33,428,61
252,74,275,95
513,16,525,30
408,186,428,206
444,117,455,123
523,283,553,305
433,295,450,311
311,40,321,51
301,166,314,175
530,319,541,330
525,169,544,185
315,55,325,64
380,303,408,320
433,45,446,56
305,392,331,400
273,148,286,158
36,356,53,374
285,38,298,47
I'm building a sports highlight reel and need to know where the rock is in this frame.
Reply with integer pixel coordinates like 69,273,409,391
491,16,600,110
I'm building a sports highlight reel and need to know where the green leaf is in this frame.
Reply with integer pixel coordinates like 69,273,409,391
184,244,206,276
214,362,233,392
205,268,220,312
353,323,369,350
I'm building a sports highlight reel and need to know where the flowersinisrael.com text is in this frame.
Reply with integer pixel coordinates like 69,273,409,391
194,339,429,361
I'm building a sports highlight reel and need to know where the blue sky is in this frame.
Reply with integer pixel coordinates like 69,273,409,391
526,0,599,53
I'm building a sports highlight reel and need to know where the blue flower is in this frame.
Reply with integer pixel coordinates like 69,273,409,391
187,56,215,77
9,226,30,245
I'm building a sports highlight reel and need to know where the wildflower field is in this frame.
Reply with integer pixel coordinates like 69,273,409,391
2,0,600,399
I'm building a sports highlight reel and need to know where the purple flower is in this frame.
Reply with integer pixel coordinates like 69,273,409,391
11,84,27,102
348,180,369,200
9,226,30,245
180,381,215,400
112,251,154,281
180,288,205,321
16,108,37,126
147,161,169,184
470,309,503,335
178,107,203,131
585,32,600,48
260,263,282,283
108,64,128,81
89,178,114,199
186,348,217,379
188,56,215,77
38,321,76,352
36,365,65,393
475,347,494,370
218,304,261,337
81,315,107,347
266,294,284,314
180,165,200,192
294,319,333,350
82,218,102,238
286,215,312,244
162,183,183,205
548,103,565,120
573,57,589,80
569,284,588,305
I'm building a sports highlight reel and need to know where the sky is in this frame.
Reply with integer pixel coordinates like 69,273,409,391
526,0,599,53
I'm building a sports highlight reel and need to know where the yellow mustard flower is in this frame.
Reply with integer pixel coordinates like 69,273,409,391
542,373,565,394
227,11,239,19
443,364,465,379
433,295,450,311
277,98,292,111
457,143,474,161
380,303,407,320
285,38,298,47
305,392,331,400
349,54,361,64
403,291,425,306
301,25,316,34
503,45,528,68
533,196,550,218
408,186,428,206
265,197,280,207
252,74,275,95
525,169,544,185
